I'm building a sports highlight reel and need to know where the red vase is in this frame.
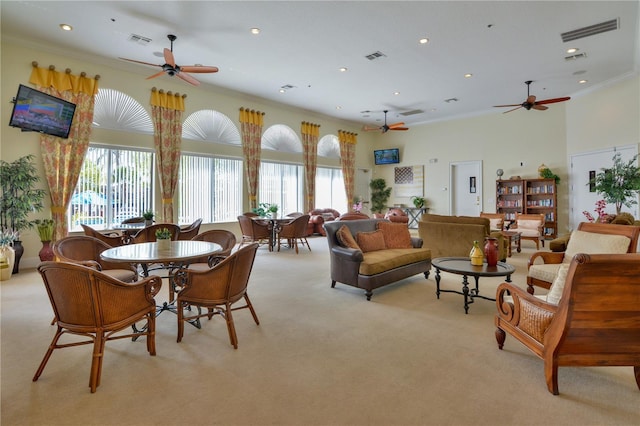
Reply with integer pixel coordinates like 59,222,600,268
39,241,55,262
484,237,498,267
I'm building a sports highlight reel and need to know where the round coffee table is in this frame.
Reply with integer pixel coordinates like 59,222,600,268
432,257,516,314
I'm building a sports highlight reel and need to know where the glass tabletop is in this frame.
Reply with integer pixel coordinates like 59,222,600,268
101,240,222,263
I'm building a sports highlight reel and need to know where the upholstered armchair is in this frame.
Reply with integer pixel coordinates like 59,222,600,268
480,212,505,231
496,252,640,395
308,208,340,236
384,208,409,224
526,222,640,294
336,211,369,221
513,213,545,249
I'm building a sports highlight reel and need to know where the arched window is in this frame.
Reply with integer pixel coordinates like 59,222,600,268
182,109,241,145
92,88,153,133
262,124,302,152
318,134,341,158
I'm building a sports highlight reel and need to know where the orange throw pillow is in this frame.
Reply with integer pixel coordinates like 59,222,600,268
376,222,413,249
356,230,387,252
336,225,360,250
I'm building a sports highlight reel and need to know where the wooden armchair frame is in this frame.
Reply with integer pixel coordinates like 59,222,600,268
480,212,505,231
513,213,545,249
496,253,640,395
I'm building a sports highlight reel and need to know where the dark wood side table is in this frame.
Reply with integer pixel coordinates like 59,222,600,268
432,257,516,314
501,230,522,257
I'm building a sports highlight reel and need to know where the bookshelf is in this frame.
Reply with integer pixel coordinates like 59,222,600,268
497,178,557,238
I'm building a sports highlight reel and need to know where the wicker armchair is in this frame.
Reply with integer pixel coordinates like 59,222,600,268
174,243,260,347
131,223,181,244
178,218,203,240
81,224,127,247
53,235,138,282
495,253,640,395
277,214,311,253
189,230,237,269
237,215,271,250
34,261,161,392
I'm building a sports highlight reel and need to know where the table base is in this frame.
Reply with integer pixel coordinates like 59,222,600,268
434,269,512,314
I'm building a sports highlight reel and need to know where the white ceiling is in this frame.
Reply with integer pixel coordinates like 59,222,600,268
2,1,639,128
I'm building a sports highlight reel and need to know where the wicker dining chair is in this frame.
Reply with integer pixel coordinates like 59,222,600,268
34,261,161,393
131,223,181,244
178,218,203,240
277,214,311,253
189,229,237,269
174,243,259,347
237,215,271,251
81,224,127,247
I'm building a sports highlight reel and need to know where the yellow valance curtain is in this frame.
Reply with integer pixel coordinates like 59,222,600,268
239,108,265,210
150,88,186,222
30,62,100,240
338,130,358,209
302,122,321,212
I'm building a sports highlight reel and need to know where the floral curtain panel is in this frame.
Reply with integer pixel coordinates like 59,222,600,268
338,130,357,208
301,122,321,213
239,108,265,210
150,88,186,223
30,62,99,241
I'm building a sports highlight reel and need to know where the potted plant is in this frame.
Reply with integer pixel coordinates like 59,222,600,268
0,228,18,281
142,210,154,226
591,152,640,214
253,202,279,218
34,219,55,261
410,196,426,209
0,155,46,273
369,178,392,214
155,227,172,250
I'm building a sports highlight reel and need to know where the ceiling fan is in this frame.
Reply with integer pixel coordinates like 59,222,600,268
119,34,218,86
362,110,409,133
494,81,570,113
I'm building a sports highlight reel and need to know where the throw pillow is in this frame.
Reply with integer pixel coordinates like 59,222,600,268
546,263,570,305
336,225,360,250
356,230,387,252
376,222,413,249
563,230,631,263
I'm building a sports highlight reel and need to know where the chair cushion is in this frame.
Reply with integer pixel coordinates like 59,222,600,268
563,230,631,263
101,269,137,283
546,263,570,305
336,225,360,250
517,219,541,230
376,222,412,249
356,230,387,253
488,218,502,230
528,263,562,284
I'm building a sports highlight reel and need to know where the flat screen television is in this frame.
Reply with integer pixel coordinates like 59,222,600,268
9,84,76,139
374,148,400,165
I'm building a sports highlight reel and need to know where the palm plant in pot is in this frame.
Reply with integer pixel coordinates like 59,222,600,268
0,155,46,273
369,178,392,215
591,152,640,214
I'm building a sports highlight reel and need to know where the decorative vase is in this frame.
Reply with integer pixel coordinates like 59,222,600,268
470,240,484,266
484,237,499,267
11,240,23,274
156,238,171,250
38,241,55,262
0,246,15,281
145,219,153,227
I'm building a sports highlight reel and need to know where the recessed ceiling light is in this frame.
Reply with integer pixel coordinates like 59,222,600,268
250,28,260,35
566,47,579,54
339,67,348,72
336,106,342,110
419,38,429,44
578,79,588,84
394,91,400,95
464,73,473,78
279,88,286,93
60,24,73,31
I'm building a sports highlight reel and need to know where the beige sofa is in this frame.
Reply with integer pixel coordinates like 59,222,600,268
418,214,507,261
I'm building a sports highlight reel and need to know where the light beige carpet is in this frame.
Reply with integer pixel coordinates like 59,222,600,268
1,236,639,426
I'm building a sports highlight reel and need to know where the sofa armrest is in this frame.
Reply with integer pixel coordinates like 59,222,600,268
410,237,423,248
331,246,364,262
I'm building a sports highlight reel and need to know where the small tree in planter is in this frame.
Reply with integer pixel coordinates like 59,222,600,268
591,152,640,215
369,178,392,214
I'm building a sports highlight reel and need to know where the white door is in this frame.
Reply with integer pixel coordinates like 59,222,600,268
569,145,638,230
450,161,482,216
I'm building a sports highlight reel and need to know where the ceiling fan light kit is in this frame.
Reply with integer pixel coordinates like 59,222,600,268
493,81,570,114
119,34,219,86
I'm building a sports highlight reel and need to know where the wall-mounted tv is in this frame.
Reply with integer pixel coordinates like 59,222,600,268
374,148,400,165
9,84,76,139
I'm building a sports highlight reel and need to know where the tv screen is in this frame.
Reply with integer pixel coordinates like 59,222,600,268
9,84,76,139
374,148,400,165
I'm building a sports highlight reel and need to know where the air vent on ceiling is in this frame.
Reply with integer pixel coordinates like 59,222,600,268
399,109,424,116
561,18,618,42
128,34,152,45
281,84,296,90
365,51,387,61
565,52,588,61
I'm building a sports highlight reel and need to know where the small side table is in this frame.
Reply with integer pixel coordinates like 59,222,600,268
501,230,522,257
403,207,429,228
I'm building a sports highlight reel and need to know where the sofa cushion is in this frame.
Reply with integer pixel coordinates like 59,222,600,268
359,248,431,276
563,230,631,263
546,263,570,305
356,230,387,252
336,225,360,250
376,222,412,249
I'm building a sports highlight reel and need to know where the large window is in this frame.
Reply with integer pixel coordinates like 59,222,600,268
315,167,347,213
178,154,243,223
69,145,154,231
259,162,304,214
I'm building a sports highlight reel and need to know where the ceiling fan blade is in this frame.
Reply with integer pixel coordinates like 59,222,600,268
493,103,521,108
164,48,176,68
388,122,405,129
180,65,219,74
119,57,162,68
532,104,548,111
503,106,523,114
526,95,536,104
176,72,200,86
145,70,166,80
390,127,409,131
362,125,382,131
535,96,571,105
